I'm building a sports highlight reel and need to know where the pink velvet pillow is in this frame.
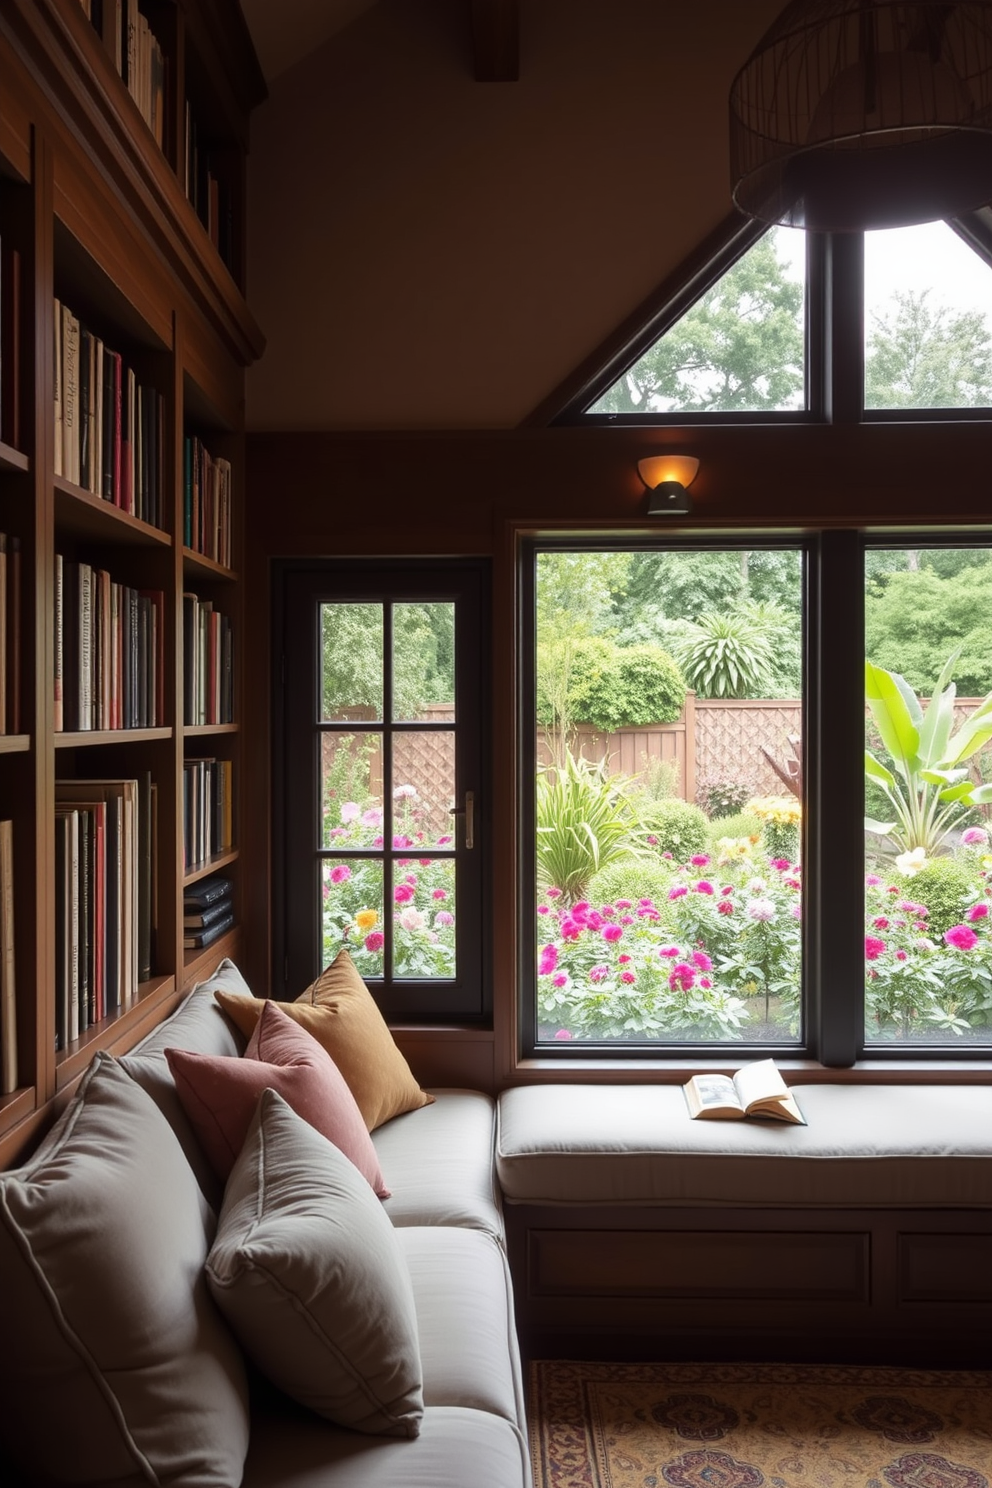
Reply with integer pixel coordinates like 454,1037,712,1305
165,1001,389,1195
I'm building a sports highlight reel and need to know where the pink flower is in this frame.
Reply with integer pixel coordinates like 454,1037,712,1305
552,974,568,988
364,931,384,953
639,897,654,907
691,854,710,867
668,885,688,900
647,835,658,845
668,962,695,992
405,873,418,885
945,924,979,951
966,902,989,921
329,863,351,884
537,904,550,915
589,964,610,983
638,907,660,921
693,880,715,895
717,900,734,916
340,802,360,822
770,858,791,871
373,835,384,848
546,887,562,899
699,977,712,989
616,900,632,910
398,907,426,931
419,858,433,867
747,897,776,922
394,883,415,904
962,826,988,845
692,950,712,971
618,954,631,964
873,916,889,930
865,874,882,887
864,936,886,960
432,887,447,900
538,944,558,976
663,851,673,860
721,886,734,896
434,910,454,928
330,826,348,839
554,1028,573,1040
659,945,680,958
393,835,412,849
561,917,581,941
585,910,604,931
784,877,801,890
895,949,908,961
437,834,453,846
602,924,623,943
362,807,382,826
620,915,635,926
620,971,636,985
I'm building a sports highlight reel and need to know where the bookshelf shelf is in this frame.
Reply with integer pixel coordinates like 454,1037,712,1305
0,443,28,475
0,0,263,1167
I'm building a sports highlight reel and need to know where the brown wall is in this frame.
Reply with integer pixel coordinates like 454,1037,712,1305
243,422,992,1091
244,0,785,431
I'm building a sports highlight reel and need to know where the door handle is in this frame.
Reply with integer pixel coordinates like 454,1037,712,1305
449,791,474,850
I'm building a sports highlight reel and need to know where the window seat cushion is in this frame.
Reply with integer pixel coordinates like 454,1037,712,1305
496,1082,992,1209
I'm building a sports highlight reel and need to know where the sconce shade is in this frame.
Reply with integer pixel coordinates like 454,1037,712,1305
638,455,700,515
730,0,992,231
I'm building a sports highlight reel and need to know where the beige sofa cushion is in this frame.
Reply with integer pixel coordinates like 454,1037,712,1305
497,1082,992,1208
0,1051,249,1486
375,1089,503,1238
214,948,432,1130
206,1089,424,1438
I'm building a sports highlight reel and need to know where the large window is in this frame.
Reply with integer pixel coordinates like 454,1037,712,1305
522,536,992,1062
275,561,489,1020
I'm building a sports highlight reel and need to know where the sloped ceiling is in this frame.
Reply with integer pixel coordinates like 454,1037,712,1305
240,0,379,85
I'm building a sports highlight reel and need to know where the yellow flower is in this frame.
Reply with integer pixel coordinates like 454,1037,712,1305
355,909,378,930
716,836,753,865
747,796,802,825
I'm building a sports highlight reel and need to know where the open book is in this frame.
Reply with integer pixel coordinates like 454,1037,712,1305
683,1058,805,1124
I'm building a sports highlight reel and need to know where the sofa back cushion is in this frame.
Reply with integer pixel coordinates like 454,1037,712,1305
0,1052,249,1487
207,1088,424,1437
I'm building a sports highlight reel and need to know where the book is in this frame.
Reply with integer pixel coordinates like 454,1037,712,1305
683,1059,806,1124
1,239,22,450
183,893,232,931
0,820,16,1094
183,874,233,910
184,909,234,951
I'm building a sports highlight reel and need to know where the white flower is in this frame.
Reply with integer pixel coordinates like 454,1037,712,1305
747,897,776,922
895,846,927,877
398,907,426,932
393,783,418,799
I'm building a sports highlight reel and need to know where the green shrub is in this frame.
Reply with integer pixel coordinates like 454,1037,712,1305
909,857,978,936
707,811,764,847
536,751,642,904
587,857,675,909
698,776,754,819
640,798,709,860
538,637,686,732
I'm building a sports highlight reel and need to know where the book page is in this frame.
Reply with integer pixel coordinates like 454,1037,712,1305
732,1058,789,1113
684,1073,744,1119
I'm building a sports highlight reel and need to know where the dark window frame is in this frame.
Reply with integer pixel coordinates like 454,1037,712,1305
272,557,492,1023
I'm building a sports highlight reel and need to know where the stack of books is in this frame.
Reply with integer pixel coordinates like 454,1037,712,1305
184,875,234,951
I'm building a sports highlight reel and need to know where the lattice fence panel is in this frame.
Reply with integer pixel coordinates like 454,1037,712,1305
694,701,802,803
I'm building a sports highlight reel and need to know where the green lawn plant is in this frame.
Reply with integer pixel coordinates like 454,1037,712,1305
535,751,645,906
865,650,992,857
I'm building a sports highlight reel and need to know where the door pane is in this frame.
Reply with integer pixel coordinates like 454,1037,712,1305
864,545,992,1046
394,857,456,980
392,602,455,722
320,603,383,721
392,733,456,850
322,859,384,978
321,732,382,849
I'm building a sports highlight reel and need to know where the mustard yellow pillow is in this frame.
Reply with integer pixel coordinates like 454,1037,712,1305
212,949,433,1130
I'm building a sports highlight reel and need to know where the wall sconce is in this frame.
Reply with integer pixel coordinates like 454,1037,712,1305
637,455,700,515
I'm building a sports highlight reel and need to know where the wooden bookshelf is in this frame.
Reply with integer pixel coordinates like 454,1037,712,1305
0,0,265,1167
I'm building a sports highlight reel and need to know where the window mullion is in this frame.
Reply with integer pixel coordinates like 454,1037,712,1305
809,530,864,1065
824,232,864,425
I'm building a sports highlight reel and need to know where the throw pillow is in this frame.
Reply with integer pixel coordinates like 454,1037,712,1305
206,1088,424,1437
0,1051,249,1487
213,947,433,1129
165,999,389,1192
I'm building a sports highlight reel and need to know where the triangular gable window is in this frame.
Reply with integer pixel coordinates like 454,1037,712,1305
587,226,806,417
865,221,992,410
566,215,992,425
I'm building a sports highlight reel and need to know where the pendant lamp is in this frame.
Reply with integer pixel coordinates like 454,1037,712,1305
730,0,992,231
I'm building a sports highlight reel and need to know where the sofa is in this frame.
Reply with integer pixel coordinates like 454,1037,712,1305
0,958,532,1488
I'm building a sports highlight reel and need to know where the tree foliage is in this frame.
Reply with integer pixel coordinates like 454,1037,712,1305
866,289,992,409
321,601,454,720
537,636,685,732
865,562,992,697
593,234,804,414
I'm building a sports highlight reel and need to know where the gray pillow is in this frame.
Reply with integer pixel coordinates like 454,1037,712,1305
0,1051,249,1486
206,1087,425,1438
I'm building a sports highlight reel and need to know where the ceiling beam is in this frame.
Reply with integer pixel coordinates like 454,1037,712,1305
472,0,518,81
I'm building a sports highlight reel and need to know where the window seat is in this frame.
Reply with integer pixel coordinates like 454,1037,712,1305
495,1083,992,1367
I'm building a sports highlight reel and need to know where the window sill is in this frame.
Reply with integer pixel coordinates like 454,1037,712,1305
513,1054,992,1084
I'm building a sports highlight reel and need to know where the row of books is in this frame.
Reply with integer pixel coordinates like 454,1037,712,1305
184,108,236,269
184,875,234,951
0,821,15,1095
54,776,155,1052
55,557,165,733
184,435,232,567
54,298,165,528
183,593,234,726
184,757,233,872
1,237,21,451
79,1,166,149
0,535,21,736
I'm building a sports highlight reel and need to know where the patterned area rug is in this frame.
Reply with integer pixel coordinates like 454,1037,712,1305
530,1360,992,1488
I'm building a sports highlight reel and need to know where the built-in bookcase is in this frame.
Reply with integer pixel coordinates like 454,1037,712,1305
0,0,265,1166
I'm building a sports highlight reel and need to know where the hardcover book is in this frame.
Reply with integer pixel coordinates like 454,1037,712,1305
683,1058,805,1124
